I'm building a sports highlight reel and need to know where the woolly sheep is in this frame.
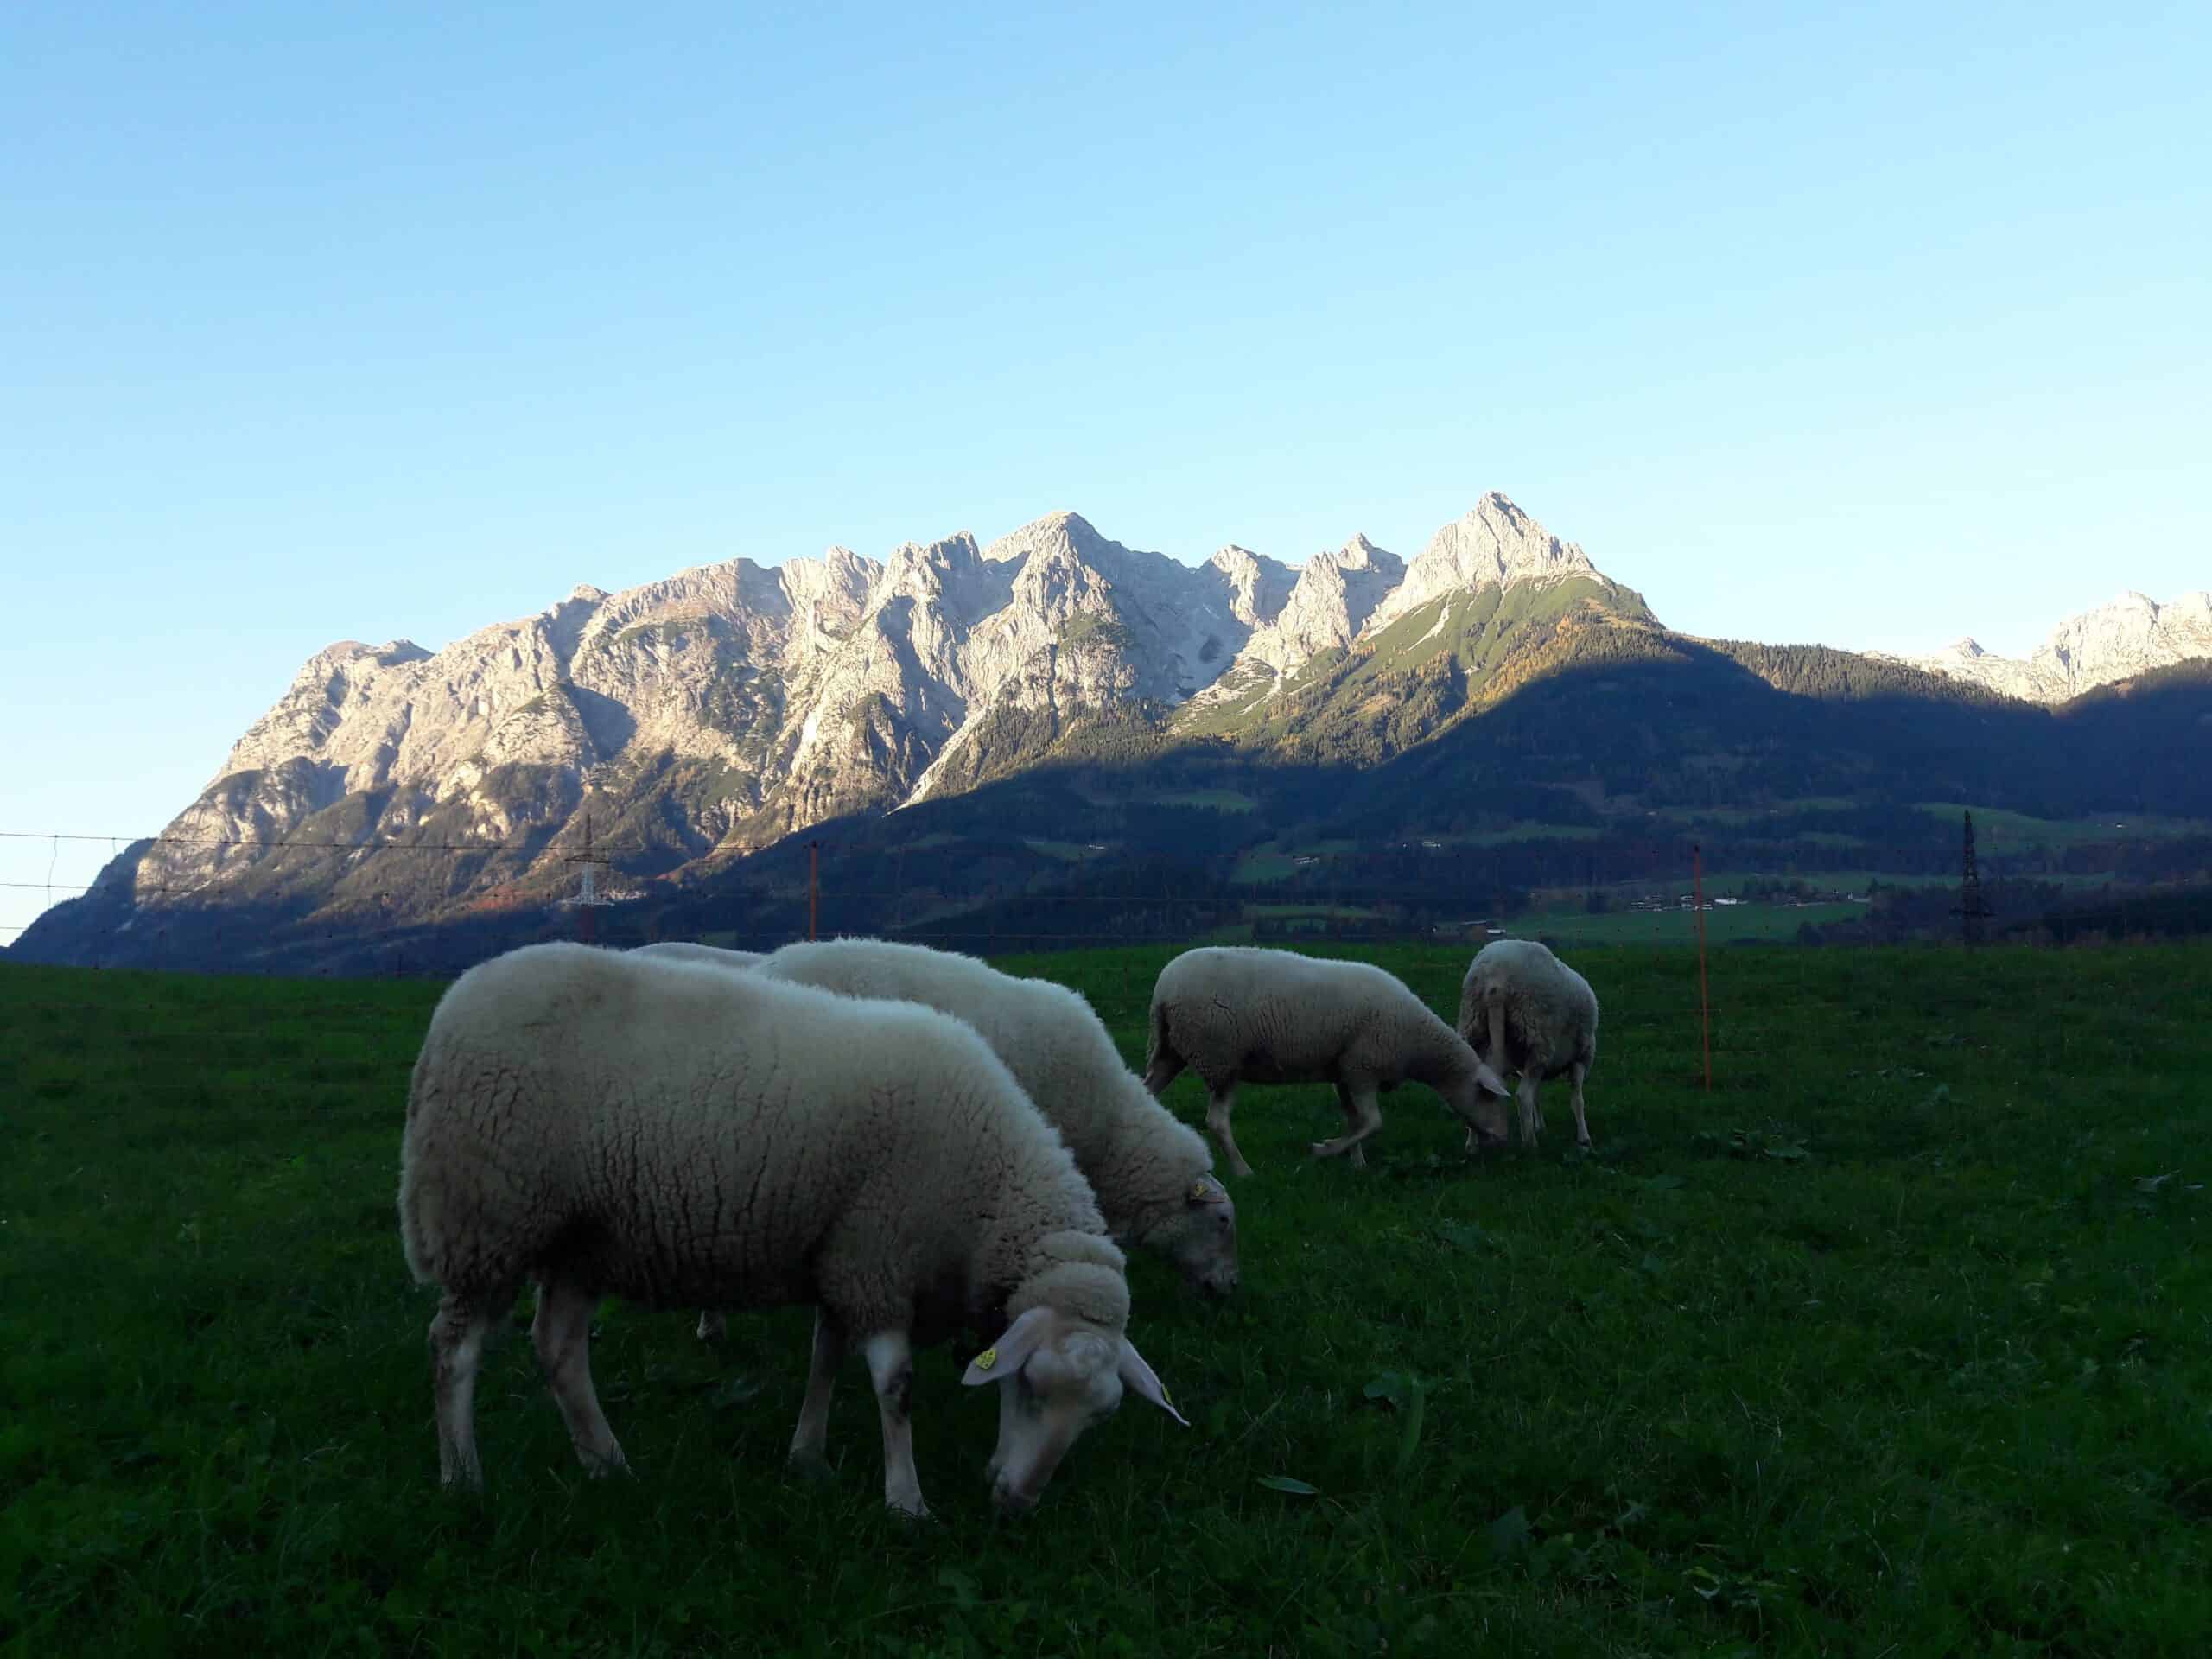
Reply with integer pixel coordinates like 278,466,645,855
747,937,1238,1300
1456,938,1600,1150
397,941,1187,1518
631,941,765,969
1143,945,1510,1177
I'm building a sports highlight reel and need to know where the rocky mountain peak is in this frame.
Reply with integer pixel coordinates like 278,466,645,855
1332,531,1390,570
1364,493,1596,633
1206,544,1297,630
1888,588,2212,703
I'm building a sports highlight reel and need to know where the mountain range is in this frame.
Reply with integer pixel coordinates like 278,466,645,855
14,493,2212,972
1881,590,2212,703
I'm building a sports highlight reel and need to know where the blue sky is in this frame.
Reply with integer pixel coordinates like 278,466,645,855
3,0,2207,937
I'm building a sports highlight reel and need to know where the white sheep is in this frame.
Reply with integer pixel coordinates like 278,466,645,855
398,941,1186,1518
1142,945,1510,1177
632,941,765,968
649,937,1238,1343
1456,938,1600,1150
749,937,1238,1295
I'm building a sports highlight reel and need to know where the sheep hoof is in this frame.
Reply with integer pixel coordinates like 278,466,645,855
886,1497,931,1522
788,1448,836,1484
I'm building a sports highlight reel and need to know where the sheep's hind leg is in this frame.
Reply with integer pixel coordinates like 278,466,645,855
1207,1084,1255,1179
1516,1075,1544,1147
1317,1082,1375,1168
429,1291,502,1490
787,1307,845,1480
1313,1085,1382,1166
1142,1049,1185,1096
532,1277,628,1478
862,1331,928,1519
1569,1061,1592,1149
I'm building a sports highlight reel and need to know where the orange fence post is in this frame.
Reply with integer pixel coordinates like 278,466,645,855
807,840,821,941
1693,842,1712,1091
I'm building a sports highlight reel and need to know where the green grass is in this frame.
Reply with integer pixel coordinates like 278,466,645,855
1916,804,2212,849
6,945,2212,1655
1145,789,1257,813
1020,838,1103,861
1503,903,1866,944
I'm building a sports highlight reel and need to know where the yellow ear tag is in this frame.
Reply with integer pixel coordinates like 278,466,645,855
1190,1180,1211,1200
972,1346,998,1372
1162,1386,1173,1406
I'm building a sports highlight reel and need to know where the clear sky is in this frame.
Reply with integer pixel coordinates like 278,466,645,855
3,0,2207,938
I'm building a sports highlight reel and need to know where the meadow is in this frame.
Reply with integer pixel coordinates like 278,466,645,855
3,943,2209,1656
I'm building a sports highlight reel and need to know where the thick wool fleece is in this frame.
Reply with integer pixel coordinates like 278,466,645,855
398,942,1119,1347
1147,945,1484,1096
753,938,1221,1257
1456,938,1599,1079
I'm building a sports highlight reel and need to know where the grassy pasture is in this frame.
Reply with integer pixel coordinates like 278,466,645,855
4,944,2211,1656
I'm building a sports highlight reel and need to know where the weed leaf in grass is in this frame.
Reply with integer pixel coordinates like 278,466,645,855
1256,1476,1319,1497
1362,1371,1428,1472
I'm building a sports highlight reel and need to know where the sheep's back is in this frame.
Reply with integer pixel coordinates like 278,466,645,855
401,943,1056,1308
1154,947,1408,1080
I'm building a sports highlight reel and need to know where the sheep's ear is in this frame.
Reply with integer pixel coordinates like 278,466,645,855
960,1306,1054,1386
1475,1059,1510,1097
1116,1338,1191,1427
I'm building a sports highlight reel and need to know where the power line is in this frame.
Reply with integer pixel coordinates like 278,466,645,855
0,830,646,853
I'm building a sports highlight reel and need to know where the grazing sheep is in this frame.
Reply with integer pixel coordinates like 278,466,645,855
1456,938,1599,1150
632,941,765,969
1143,945,1510,1177
398,941,1185,1518
747,938,1238,1300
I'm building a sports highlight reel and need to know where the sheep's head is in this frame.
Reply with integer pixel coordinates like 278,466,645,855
963,1306,1187,1515
1141,1175,1239,1299
1449,1054,1512,1145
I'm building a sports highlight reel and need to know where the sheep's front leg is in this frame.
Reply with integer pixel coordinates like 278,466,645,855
787,1307,844,1479
985,1375,1019,1487
429,1292,501,1490
532,1278,628,1477
1207,1084,1255,1179
862,1331,928,1519
1568,1060,1592,1149
1312,1084,1382,1165
696,1309,727,1342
